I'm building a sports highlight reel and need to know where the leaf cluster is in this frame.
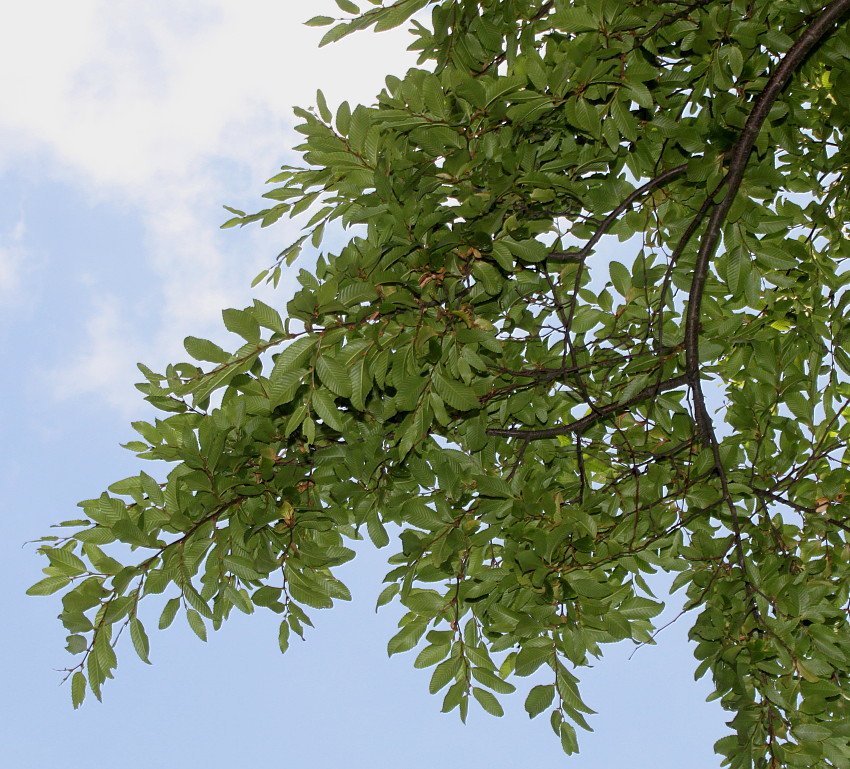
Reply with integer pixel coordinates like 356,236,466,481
31,1,850,766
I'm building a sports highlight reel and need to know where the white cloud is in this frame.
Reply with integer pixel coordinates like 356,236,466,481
55,297,140,408
0,214,28,304
0,246,21,300
0,1,420,407
0,1,417,186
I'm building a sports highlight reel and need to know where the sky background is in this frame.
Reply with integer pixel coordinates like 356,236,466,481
1,2,725,766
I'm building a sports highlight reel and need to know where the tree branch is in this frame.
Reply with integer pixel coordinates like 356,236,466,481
547,163,687,263
486,373,688,439
754,487,850,534
685,0,850,442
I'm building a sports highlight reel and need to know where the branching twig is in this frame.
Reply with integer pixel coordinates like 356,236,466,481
547,164,687,263
486,374,688,439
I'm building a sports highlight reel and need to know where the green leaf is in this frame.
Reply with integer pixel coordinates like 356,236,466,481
65,634,88,654
471,666,516,694
474,261,503,295
430,658,458,694
794,723,832,742
617,373,650,405
316,355,353,398
84,545,124,576
225,584,254,614
376,583,399,610
472,687,504,717
186,609,207,641
474,475,513,499
374,1,417,31
609,261,631,297
618,597,663,620
722,45,743,80
184,336,229,363
491,241,514,271
312,388,345,431
319,23,350,47
404,589,446,615
569,579,611,599
387,620,427,656
272,337,317,377
553,7,597,33
785,391,811,422
560,721,579,754
278,620,290,654
432,372,479,411
27,576,70,596
515,644,551,676
71,671,87,709
349,355,371,410
269,369,304,408
252,299,284,333
525,684,555,718
222,308,261,343
414,643,450,669
504,237,548,263
316,89,332,124
625,82,653,109
45,548,87,576
366,512,390,548
336,101,352,134
129,618,151,664
158,598,180,630
335,0,359,14
723,248,749,297
222,556,262,582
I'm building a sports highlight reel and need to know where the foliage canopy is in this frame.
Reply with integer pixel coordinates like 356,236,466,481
31,0,850,765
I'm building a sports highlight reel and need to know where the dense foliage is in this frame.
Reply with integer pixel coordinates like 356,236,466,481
31,1,850,765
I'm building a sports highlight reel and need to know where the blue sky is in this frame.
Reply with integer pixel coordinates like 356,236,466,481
1,3,724,766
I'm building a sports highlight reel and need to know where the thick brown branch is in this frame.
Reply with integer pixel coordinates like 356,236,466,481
685,0,850,441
